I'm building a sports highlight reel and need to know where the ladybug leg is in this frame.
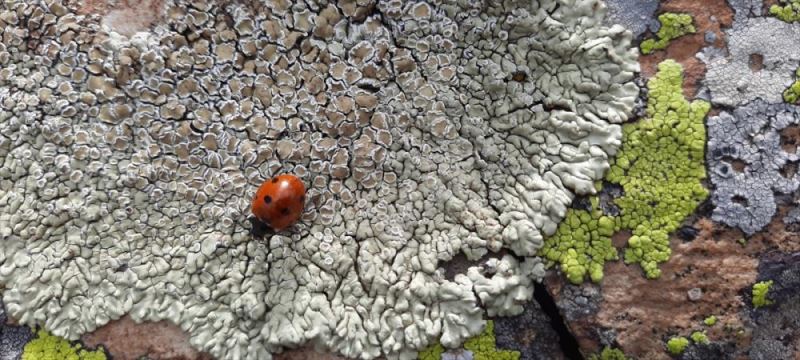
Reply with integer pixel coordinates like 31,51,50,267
248,216,275,239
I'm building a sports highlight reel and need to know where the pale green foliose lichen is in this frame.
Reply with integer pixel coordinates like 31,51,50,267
22,329,106,360
542,59,709,283
752,280,775,308
0,0,640,359
640,13,696,54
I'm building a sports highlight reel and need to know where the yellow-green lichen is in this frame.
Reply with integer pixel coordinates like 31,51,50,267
640,13,696,54
612,59,710,278
463,321,520,360
588,347,630,360
22,329,106,360
418,342,445,360
690,331,709,345
418,321,519,360
666,336,689,356
770,0,800,22
703,315,717,326
542,59,710,283
783,68,800,103
752,280,775,308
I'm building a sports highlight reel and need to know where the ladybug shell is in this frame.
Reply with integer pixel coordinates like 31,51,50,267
251,174,306,231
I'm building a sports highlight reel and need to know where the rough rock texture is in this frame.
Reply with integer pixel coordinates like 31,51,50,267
81,316,213,360
0,301,33,360
603,0,660,37
0,1,639,359
273,347,351,360
493,298,565,360
549,217,760,359
707,100,800,235
548,199,800,360
748,252,800,360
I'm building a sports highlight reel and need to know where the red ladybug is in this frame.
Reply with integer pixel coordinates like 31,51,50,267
252,174,306,231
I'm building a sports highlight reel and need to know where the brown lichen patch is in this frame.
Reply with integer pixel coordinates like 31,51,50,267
273,347,352,360
639,0,734,98
593,217,757,359
81,316,213,360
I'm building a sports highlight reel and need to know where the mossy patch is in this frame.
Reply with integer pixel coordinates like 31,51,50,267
22,329,106,360
690,331,709,345
588,347,630,360
783,68,800,104
542,59,710,283
418,321,520,360
640,13,696,54
770,0,800,22
666,336,689,356
752,280,775,308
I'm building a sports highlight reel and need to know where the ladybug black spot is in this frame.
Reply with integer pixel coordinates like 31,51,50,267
264,195,272,204
272,178,279,183
281,207,290,215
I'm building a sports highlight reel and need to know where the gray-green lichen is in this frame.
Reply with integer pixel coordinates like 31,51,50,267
0,0,638,359
701,17,800,106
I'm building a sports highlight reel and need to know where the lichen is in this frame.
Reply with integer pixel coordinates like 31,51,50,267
462,321,520,360
701,17,800,106
783,67,800,103
419,342,446,360
666,336,689,356
707,101,800,235
770,0,800,22
640,13,696,55
703,315,717,326
603,0,661,37
22,329,106,360
467,255,544,317
542,59,709,283
0,1,639,359
542,204,618,284
418,321,519,360
588,347,630,360
690,331,709,345
752,280,775,308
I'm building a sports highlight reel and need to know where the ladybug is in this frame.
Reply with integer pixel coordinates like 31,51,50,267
251,174,306,231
